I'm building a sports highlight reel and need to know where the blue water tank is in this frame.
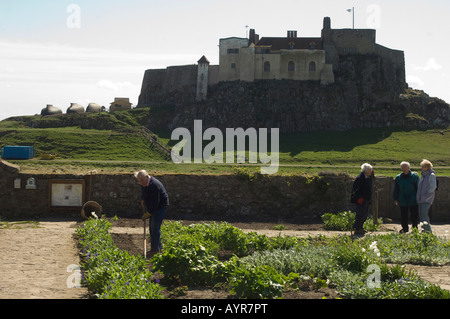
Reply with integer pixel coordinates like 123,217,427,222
1,146,35,160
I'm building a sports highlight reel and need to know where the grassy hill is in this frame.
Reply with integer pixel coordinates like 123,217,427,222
0,127,168,161
1,109,449,176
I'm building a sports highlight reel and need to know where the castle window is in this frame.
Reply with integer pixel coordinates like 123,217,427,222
227,48,239,54
288,61,295,72
231,63,236,69
288,42,295,50
309,61,316,72
309,42,316,50
264,61,271,72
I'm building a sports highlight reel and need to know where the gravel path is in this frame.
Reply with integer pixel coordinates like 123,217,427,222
0,220,89,299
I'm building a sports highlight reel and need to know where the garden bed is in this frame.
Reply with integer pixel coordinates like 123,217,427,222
110,232,339,299
76,217,450,299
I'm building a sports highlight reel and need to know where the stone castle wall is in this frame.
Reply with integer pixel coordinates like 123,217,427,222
1,160,449,223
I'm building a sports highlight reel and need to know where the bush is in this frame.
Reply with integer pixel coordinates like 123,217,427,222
322,211,383,231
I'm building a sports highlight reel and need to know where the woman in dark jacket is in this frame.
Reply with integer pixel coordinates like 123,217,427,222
351,163,373,235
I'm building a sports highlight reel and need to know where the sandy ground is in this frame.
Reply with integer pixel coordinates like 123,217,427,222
0,220,89,299
0,218,448,299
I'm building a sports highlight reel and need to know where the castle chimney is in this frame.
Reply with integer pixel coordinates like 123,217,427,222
249,29,259,45
287,30,297,38
323,17,331,30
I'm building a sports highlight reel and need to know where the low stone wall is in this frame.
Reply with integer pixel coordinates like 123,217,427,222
1,160,449,222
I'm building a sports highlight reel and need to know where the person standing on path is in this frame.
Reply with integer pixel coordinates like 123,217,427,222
135,170,169,256
417,159,436,233
351,163,373,235
393,161,419,233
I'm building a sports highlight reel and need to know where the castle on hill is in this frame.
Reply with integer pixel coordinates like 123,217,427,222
138,17,406,105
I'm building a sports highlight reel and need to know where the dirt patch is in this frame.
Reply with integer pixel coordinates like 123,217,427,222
109,217,326,231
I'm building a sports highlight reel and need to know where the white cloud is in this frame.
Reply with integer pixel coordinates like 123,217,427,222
97,80,133,91
412,58,442,71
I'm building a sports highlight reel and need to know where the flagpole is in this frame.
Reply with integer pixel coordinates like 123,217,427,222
352,7,355,29
347,7,355,29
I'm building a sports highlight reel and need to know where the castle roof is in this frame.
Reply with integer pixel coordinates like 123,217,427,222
256,37,322,50
197,55,210,64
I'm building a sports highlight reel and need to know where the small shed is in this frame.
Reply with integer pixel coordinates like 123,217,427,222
109,98,132,112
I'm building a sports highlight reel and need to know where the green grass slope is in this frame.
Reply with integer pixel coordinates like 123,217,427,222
1,109,449,176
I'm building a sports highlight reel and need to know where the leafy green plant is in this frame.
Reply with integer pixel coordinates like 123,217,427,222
321,211,383,231
330,268,450,299
363,230,450,266
322,211,355,231
151,242,225,286
332,243,374,272
77,218,164,299
161,221,268,257
230,265,286,299
241,246,335,279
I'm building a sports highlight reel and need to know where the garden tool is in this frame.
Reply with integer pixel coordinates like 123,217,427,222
142,206,150,258
143,219,147,258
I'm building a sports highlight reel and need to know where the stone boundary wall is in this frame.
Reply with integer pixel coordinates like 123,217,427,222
1,160,449,222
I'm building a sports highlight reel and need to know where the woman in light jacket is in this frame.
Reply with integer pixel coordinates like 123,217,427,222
416,159,437,233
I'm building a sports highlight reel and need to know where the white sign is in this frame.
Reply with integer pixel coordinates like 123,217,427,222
51,183,83,207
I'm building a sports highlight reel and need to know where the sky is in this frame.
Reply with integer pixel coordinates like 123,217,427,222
0,0,449,121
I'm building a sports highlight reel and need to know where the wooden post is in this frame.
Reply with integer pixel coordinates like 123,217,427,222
370,172,378,225
372,190,379,224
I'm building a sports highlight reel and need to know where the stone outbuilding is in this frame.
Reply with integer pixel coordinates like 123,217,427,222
66,103,85,114
86,103,105,113
41,104,62,116
109,98,132,112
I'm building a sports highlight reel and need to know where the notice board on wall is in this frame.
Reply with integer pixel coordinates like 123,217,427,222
49,180,85,209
